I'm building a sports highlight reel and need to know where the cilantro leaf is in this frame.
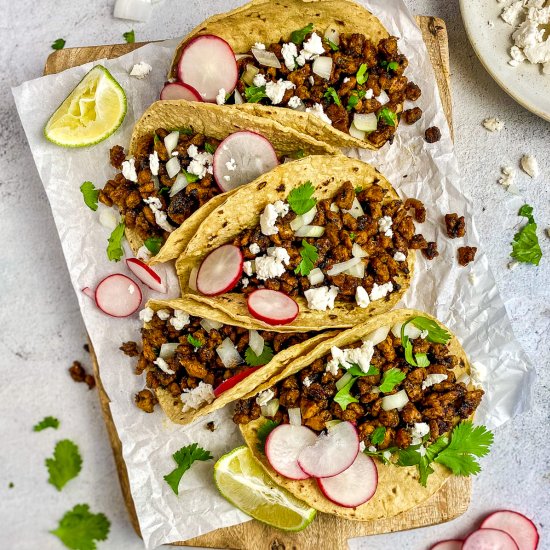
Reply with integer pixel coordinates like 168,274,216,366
144,236,163,255
52,38,66,50
187,335,203,348
183,169,199,183
257,419,280,453
415,353,430,368
245,85,267,103
378,107,397,127
349,232,356,240
347,364,379,377
245,343,274,366
334,377,359,410
123,30,135,44
106,221,125,262
34,416,60,432
324,37,339,51
356,63,368,85
294,240,318,276
511,204,542,266
324,87,341,106
387,61,399,71
397,444,422,467
410,317,451,344
204,143,216,154
287,181,317,215
290,23,314,45
46,440,82,491
371,426,386,445
80,181,99,211
379,368,406,393
346,89,366,111
163,443,213,495
50,504,110,550
289,149,306,160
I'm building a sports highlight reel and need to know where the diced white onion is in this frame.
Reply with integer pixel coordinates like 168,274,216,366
364,325,391,346
166,157,181,179
170,172,189,197
324,26,340,45
302,206,317,226
325,419,342,428
242,64,260,85
164,131,179,156
377,89,390,105
344,261,365,279
327,256,361,276
99,207,118,230
249,330,265,357
381,390,409,411
290,216,305,231
290,99,306,111
308,268,324,286
353,112,378,132
294,225,325,237
261,398,280,418
352,243,368,258
200,319,223,332
152,175,160,190
370,386,380,394
457,373,471,385
344,197,364,219
312,56,333,80
329,203,340,213
349,123,366,140
234,88,244,105
235,54,253,61
288,407,302,426
188,267,198,291
391,322,422,340
252,48,281,69
336,371,354,391
216,337,243,368
160,343,179,360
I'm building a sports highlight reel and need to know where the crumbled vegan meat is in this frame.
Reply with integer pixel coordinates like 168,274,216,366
205,421,216,432
404,198,426,223
69,361,95,389
444,213,466,239
401,107,423,125
422,241,439,260
424,126,441,143
84,374,96,390
109,145,126,170
135,389,158,413
83,343,90,353
457,246,477,266
120,341,140,357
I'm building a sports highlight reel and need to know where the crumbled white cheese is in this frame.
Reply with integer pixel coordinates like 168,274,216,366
365,89,374,100
243,261,254,276
265,79,295,105
170,309,190,330
305,285,339,311
143,196,174,233
305,103,332,125
281,42,299,71
498,166,516,189
370,282,394,301
249,243,261,255
122,158,138,182
368,445,377,453
326,341,374,374
216,88,227,105
355,286,371,308
382,450,392,461
149,151,160,176
482,117,504,132
156,309,171,321
259,201,288,235
288,95,303,109
501,1,525,26
521,154,539,178
301,32,325,60
343,77,350,83
303,376,312,387
393,251,407,262
509,45,526,66
378,215,393,237
254,42,266,50
242,277,249,288
253,73,267,87
274,200,289,217
422,373,448,390
418,446,427,457
226,158,237,172
136,245,152,261
359,441,366,452
255,247,290,280
308,75,315,85
181,382,215,412
139,307,154,323
129,62,152,79
256,389,275,406
154,357,175,375
411,422,430,440
186,145,213,179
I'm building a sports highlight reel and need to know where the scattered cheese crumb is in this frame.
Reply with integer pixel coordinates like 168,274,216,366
139,307,154,323
156,309,171,321
129,62,152,79
482,117,504,132
216,88,227,105
256,389,275,406
181,382,215,412
521,154,539,178
122,158,138,182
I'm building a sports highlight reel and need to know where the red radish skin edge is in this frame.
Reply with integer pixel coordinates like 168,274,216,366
429,541,464,550
82,287,95,300
94,274,142,318
247,290,299,326
213,366,261,397
463,528,519,550
126,258,167,293
481,510,539,550
196,245,243,296
160,81,203,101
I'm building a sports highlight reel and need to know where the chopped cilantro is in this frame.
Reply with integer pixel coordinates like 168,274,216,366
387,61,399,71
355,186,362,193
347,364,379,377
123,30,135,44
324,37,339,51
295,240,318,276
349,232,356,240
8,482,14,489
356,63,368,85
158,186,170,196
287,181,317,214
80,182,99,211
51,38,66,50
183,169,199,183
290,23,314,45
245,343,274,367
187,335,203,348
34,416,60,432
204,143,216,154
257,419,280,452
334,377,359,410
290,149,306,160
378,368,406,393
144,236,163,255
371,426,386,445
245,85,267,103
46,440,82,491
363,445,397,465
176,126,194,136
380,60,388,68
163,443,213,495
50,504,110,550
402,316,450,367
323,87,341,107
415,353,430,368
346,89,366,111
511,204,542,266
106,222,125,262
378,107,397,127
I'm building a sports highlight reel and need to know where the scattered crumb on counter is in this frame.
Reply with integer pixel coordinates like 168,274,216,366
521,154,539,178
482,117,504,132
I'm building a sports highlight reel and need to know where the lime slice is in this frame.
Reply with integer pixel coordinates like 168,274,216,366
44,65,127,147
214,446,316,532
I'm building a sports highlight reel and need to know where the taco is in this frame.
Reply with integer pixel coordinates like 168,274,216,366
98,101,337,265
168,0,423,150
233,309,489,520
128,297,334,424
177,155,432,331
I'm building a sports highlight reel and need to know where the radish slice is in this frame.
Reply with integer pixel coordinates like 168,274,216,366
265,424,317,480
297,421,359,478
196,245,243,296
177,35,238,102
213,131,278,192
82,287,95,300
430,541,464,550
95,274,142,318
160,81,203,102
126,258,167,293
247,289,299,326
481,511,539,550
463,529,519,550
317,452,378,508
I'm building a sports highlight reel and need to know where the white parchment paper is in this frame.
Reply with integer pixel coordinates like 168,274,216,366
13,1,534,547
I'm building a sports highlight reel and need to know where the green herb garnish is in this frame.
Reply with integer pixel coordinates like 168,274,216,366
387,61,399,71
204,143,216,154
245,343,275,367
290,23,314,45
356,63,368,85
324,37,339,51
46,440,82,491
80,181,99,211
401,316,451,367
324,87,341,106
187,335,203,348
371,426,386,445
333,365,379,410
144,236,163,255
244,85,267,103
123,30,135,44
163,443,213,495
295,240,318,276
349,232,356,240
287,181,317,214
415,353,430,368
158,186,170,196
511,204,542,266
51,38,66,50
34,416,60,432
346,89,366,111
183,169,199,183
257,419,281,452
290,149,306,160
378,107,397,127
378,368,406,393
107,221,125,262
50,504,110,550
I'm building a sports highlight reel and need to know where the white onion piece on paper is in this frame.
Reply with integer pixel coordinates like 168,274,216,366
200,318,223,332
308,268,324,286
249,329,265,357
233,88,244,104
324,26,340,45
377,89,390,105
344,261,365,279
295,225,325,238
252,48,281,68
166,157,181,179
353,113,378,132
336,371,354,391
288,407,302,426
349,123,366,141
344,197,364,219
160,342,179,360
113,0,153,22
242,64,260,85
188,267,199,291
381,390,409,411
99,207,118,230
312,56,333,80
216,337,243,368
327,257,361,276
352,243,368,258
170,172,189,197
164,131,179,156
364,325,391,346
261,398,280,418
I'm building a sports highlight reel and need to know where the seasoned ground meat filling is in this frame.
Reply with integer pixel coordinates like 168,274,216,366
457,246,477,267
234,329,484,450
444,213,466,239
235,31,421,147
99,129,221,246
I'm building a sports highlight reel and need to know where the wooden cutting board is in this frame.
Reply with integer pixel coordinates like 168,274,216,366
45,16,466,550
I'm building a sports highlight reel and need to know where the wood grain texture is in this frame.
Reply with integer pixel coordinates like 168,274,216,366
47,17,464,550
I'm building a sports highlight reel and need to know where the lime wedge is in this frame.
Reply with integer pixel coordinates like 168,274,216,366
214,446,316,532
44,65,127,147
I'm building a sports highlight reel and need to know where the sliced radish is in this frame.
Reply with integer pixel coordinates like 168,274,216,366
196,244,243,296
82,287,95,300
317,452,377,508
213,366,261,397
160,81,203,102
213,131,278,192
430,541,464,550
481,511,539,550
265,424,317,480
95,274,142,318
126,258,167,293
297,421,359,478
247,289,299,326
463,529,519,550
177,35,238,102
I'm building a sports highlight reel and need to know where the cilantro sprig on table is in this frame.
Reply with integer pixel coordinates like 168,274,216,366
164,443,213,495
511,204,542,266
51,504,110,550
34,416,60,432
80,181,99,211
123,30,135,44
52,38,66,50
295,240,318,276
401,316,451,368
245,343,275,367
290,23,314,45
287,181,317,215
107,221,125,262
46,440,83,491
